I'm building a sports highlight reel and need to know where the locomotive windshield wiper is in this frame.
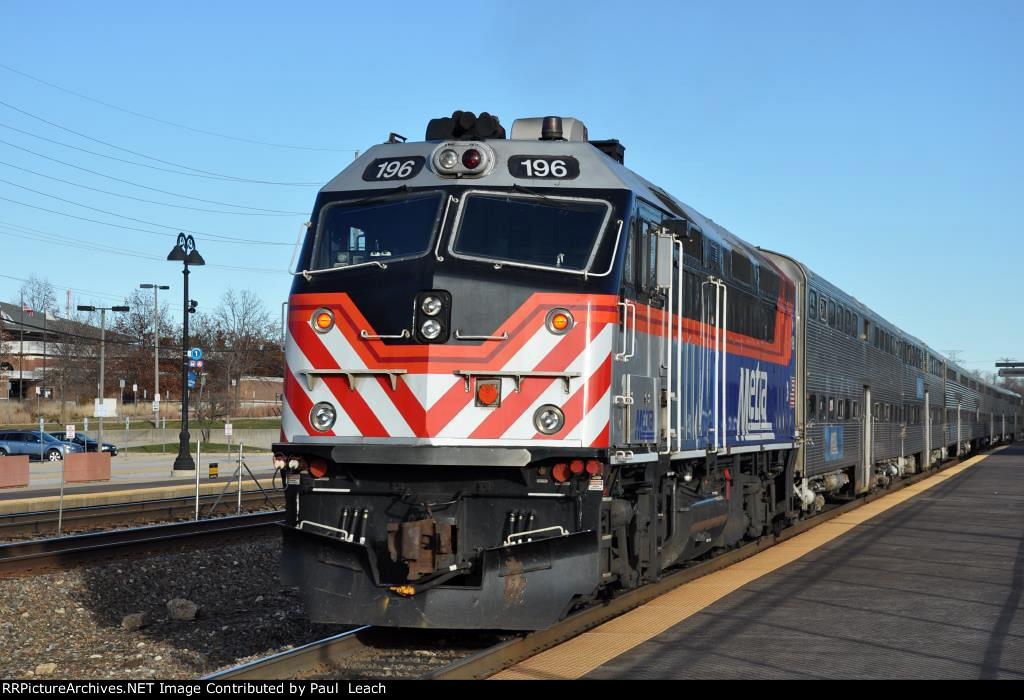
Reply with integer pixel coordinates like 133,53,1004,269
334,184,409,208
511,183,600,212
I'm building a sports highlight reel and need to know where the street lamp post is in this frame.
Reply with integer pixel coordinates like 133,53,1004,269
77,304,130,446
167,233,204,470
139,283,170,415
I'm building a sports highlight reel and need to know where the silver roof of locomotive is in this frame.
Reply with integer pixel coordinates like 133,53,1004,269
320,138,762,262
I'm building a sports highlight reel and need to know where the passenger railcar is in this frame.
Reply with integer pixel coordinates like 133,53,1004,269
274,112,1019,630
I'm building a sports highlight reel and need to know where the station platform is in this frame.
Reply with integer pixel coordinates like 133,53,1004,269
0,452,280,513
497,445,1024,680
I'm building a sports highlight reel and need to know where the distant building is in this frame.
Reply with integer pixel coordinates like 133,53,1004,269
0,302,112,400
237,375,284,409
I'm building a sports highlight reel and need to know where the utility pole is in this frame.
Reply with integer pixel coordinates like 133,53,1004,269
140,283,169,417
78,304,129,445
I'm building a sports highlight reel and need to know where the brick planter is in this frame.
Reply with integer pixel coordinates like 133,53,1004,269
65,452,112,483
0,455,30,488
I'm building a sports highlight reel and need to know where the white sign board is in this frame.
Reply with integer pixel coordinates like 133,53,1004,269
152,400,160,414
93,398,118,418
66,424,75,440
224,423,233,437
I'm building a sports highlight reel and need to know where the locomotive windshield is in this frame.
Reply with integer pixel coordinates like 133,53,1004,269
450,191,611,272
311,191,445,270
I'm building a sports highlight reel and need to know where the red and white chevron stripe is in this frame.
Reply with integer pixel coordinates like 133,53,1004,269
282,293,616,448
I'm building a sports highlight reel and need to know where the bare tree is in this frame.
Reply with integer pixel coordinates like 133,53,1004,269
110,289,174,403
212,288,279,416
17,276,57,314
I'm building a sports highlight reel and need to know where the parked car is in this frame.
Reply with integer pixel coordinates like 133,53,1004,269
0,431,85,461
50,432,119,456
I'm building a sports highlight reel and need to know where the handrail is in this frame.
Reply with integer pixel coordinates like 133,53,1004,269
453,330,509,342
615,300,636,361
453,369,580,394
297,368,407,391
360,329,410,340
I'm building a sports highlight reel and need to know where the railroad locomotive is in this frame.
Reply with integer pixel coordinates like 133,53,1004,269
275,112,1020,630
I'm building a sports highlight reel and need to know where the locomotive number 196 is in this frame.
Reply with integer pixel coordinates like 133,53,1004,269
362,156,426,182
508,155,580,180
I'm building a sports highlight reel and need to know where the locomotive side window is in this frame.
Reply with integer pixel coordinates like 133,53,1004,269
312,192,444,270
451,191,611,272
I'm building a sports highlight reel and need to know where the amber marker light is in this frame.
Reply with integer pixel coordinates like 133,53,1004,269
312,308,335,333
545,308,573,335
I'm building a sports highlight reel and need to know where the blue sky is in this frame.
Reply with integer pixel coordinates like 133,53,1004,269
1,1,1021,370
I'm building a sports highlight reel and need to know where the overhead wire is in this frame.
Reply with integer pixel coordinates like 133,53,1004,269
0,114,323,187
0,220,291,274
0,177,294,245
0,62,357,154
0,138,309,213
0,159,300,216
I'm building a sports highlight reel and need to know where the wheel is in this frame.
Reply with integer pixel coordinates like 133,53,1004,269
46,449,62,462
0,448,7,456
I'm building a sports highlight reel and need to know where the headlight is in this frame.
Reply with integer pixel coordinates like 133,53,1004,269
437,149,459,170
310,402,337,432
421,319,442,340
421,295,443,316
533,405,565,435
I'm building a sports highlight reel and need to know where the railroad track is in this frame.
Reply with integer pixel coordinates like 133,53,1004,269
0,490,284,541
207,447,997,681
0,510,285,578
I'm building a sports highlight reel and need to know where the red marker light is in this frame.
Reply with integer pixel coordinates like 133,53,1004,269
462,149,482,169
569,459,585,475
585,460,603,476
552,463,571,483
309,458,328,478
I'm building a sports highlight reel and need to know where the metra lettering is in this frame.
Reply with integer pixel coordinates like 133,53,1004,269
738,364,776,441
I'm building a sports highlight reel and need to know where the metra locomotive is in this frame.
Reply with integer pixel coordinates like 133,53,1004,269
275,112,1021,630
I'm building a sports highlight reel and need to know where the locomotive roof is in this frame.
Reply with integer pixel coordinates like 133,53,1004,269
321,139,770,269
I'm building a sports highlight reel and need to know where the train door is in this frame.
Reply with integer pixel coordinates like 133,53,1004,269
858,386,872,494
950,401,958,456
924,390,931,468
612,207,664,449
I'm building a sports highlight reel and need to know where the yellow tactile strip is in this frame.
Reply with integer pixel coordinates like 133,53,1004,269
492,449,1001,680
0,480,270,515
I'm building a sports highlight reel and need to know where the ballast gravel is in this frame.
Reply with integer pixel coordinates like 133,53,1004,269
0,536,346,679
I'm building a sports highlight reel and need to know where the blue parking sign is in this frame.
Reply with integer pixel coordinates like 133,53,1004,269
187,371,197,389
189,347,203,361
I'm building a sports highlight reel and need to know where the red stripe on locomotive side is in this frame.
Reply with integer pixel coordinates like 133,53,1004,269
589,422,610,448
288,292,619,372
290,317,390,437
470,320,603,440
283,370,319,436
535,353,613,441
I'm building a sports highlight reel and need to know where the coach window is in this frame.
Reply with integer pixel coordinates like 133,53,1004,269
852,400,859,418
808,290,817,320
819,396,826,418
819,296,827,322
807,394,817,420
862,318,870,342
828,300,836,327
828,397,835,421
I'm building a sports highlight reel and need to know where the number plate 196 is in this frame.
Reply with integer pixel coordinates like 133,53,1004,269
508,155,580,180
362,156,426,181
